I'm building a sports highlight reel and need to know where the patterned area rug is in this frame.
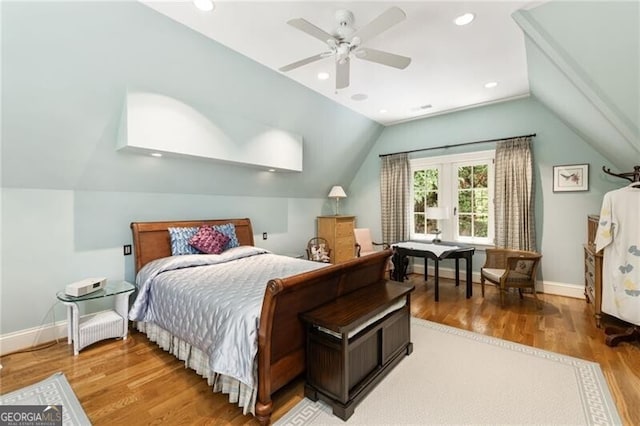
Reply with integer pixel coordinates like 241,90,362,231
276,317,621,425
1,372,91,425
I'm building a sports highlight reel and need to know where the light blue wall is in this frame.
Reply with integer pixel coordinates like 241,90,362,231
348,97,621,287
514,1,639,171
528,0,639,128
0,188,329,334
0,1,380,335
1,1,381,196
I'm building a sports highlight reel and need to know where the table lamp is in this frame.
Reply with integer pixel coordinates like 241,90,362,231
425,207,450,243
328,186,347,215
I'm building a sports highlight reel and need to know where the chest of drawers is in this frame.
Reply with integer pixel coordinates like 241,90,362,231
584,215,603,327
317,216,356,263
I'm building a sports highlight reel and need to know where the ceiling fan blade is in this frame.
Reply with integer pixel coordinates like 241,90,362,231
351,7,406,44
279,53,326,72
336,58,350,90
287,18,338,45
356,47,411,69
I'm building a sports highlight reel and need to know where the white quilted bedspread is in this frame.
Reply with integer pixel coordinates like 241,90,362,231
129,246,328,388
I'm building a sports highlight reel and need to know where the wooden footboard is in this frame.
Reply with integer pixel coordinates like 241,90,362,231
255,249,392,424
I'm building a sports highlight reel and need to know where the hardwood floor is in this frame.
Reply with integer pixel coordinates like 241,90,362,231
1,275,639,425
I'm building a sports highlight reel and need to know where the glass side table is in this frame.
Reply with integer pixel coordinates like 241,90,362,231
56,280,135,355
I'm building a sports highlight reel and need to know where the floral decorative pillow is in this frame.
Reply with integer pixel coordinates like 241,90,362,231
515,258,534,276
211,223,240,250
168,227,201,255
189,226,230,255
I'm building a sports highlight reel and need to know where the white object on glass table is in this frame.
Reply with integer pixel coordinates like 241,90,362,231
57,280,135,356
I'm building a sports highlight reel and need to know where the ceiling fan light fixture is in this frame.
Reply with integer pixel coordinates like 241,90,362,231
317,72,330,80
454,13,475,26
193,0,214,12
280,7,411,91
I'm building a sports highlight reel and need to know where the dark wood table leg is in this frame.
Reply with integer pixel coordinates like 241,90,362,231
466,254,473,298
455,258,460,287
434,259,440,302
424,257,428,282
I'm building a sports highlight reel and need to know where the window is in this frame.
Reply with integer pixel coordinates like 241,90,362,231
410,150,495,245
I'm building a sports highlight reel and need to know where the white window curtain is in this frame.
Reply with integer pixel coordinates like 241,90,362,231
380,153,410,244
494,137,536,251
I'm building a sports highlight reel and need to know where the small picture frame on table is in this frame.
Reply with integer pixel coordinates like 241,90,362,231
553,164,589,192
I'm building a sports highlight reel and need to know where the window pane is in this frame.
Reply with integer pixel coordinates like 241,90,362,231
474,189,489,214
414,192,425,212
414,214,425,234
474,165,488,188
458,190,472,213
458,166,472,189
426,219,438,234
458,215,472,236
474,215,488,237
425,169,439,191
426,191,438,208
413,170,425,189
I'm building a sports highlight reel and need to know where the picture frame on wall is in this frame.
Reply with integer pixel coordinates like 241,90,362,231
553,164,589,192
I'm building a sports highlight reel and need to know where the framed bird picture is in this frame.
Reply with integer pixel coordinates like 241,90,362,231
553,164,589,192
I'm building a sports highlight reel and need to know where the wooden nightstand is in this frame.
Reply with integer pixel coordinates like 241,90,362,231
300,281,414,420
56,280,135,355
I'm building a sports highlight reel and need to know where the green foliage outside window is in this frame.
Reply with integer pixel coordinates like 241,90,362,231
413,169,439,234
457,165,488,238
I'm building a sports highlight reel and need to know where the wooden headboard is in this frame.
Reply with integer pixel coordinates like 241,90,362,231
130,218,255,272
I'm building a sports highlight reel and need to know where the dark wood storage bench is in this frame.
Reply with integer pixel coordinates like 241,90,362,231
300,281,414,420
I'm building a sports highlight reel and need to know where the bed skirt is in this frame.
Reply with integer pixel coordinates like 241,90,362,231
136,321,257,415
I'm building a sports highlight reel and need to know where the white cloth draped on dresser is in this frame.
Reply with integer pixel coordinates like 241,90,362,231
595,184,640,326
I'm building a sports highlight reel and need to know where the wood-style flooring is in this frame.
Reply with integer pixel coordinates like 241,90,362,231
1,275,639,425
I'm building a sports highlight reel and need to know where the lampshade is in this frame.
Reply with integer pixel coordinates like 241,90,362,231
328,186,347,198
425,207,450,220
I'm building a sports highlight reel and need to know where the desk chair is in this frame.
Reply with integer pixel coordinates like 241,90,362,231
354,228,396,278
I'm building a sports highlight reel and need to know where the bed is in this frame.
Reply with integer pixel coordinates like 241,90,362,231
129,218,392,424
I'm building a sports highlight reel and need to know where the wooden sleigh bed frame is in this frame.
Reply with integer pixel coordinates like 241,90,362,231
130,218,392,424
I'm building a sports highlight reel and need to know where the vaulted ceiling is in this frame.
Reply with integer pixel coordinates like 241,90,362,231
141,1,532,125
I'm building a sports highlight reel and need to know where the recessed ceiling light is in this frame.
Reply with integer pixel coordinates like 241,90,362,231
454,13,475,26
317,72,330,80
193,0,214,12
268,169,276,172
151,152,162,158
379,109,388,114
484,81,498,89
351,94,368,101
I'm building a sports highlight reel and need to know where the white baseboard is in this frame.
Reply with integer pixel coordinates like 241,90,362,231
411,264,585,299
0,311,108,356
539,280,585,299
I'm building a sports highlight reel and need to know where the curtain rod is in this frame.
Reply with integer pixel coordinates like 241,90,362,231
378,133,537,158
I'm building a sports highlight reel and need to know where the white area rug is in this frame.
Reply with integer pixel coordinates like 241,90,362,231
1,372,91,425
276,317,621,425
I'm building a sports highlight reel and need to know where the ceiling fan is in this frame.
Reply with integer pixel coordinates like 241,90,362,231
279,7,412,90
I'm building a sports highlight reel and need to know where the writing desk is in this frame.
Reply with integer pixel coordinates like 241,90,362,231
392,241,475,302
